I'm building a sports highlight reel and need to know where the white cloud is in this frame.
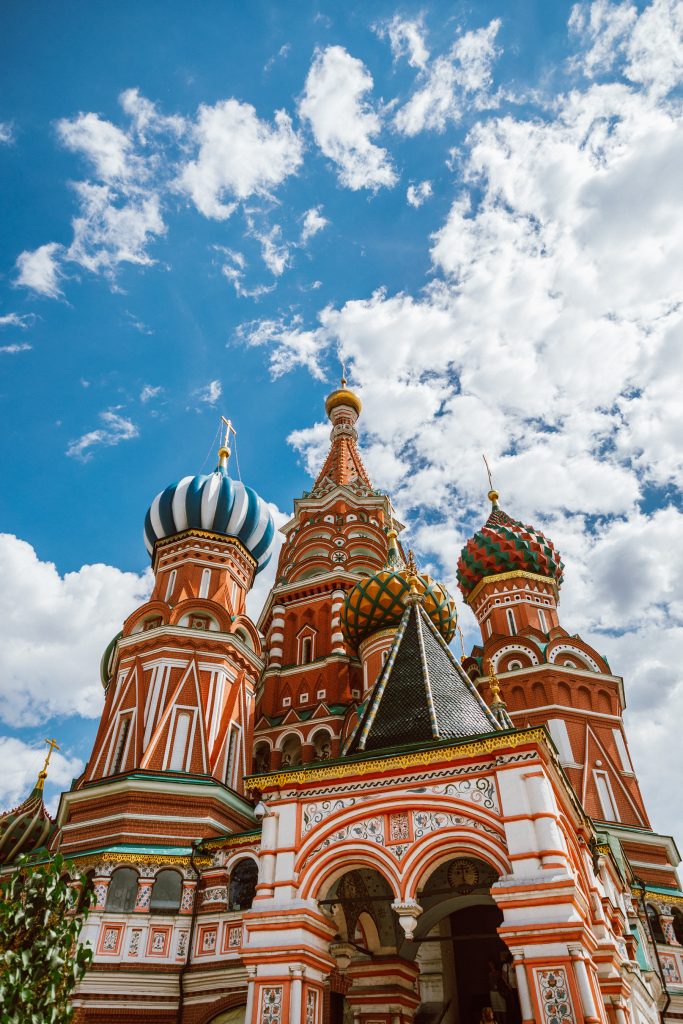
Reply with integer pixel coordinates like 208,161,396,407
119,87,187,143
195,379,222,406
66,409,139,461
0,343,32,354
299,46,397,191
140,384,163,402
237,314,327,380
0,535,151,727
300,206,329,243
57,111,141,183
246,503,288,620
406,180,433,207
15,243,65,298
178,99,303,220
380,15,430,69
394,20,501,135
0,312,35,329
0,737,84,814
0,122,14,144
250,222,291,276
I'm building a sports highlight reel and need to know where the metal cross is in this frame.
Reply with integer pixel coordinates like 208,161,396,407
42,737,60,773
482,453,494,492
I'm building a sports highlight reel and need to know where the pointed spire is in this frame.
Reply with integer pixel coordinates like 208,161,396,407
313,372,371,489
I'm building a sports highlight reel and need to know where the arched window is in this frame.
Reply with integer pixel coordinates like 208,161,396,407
280,734,302,767
672,908,683,945
105,867,138,913
301,637,313,664
506,608,517,635
168,711,192,771
229,859,258,911
199,568,211,599
647,904,666,944
150,869,183,915
311,729,332,761
110,717,131,775
165,569,176,602
253,742,271,774
77,870,96,913
538,608,548,632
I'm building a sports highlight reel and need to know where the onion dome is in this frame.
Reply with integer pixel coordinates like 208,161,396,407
457,490,564,600
325,373,362,418
341,531,457,649
0,743,56,866
100,631,121,688
143,444,275,573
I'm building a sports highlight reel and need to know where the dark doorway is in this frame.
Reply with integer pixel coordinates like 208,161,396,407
451,904,507,1023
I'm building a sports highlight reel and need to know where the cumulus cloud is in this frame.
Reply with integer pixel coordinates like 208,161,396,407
407,180,433,207
237,314,328,380
380,14,430,69
178,100,303,219
299,46,397,190
15,243,65,298
0,122,15,144
394,20,501,135
66,409,139,461
195,379,222,406
0,535,151,727
57,111,142,183
300,206,329,244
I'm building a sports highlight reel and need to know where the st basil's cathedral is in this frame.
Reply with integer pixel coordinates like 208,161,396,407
1,379,682,1024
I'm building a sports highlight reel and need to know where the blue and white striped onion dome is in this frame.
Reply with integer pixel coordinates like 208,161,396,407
144,462,275,574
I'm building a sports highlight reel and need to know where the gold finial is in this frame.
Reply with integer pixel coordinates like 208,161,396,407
487,662,503,706
483,453,499,504
457,625,466,661
406,549,420,593
36,737,60,792
340,358,347,388
219,416,236,469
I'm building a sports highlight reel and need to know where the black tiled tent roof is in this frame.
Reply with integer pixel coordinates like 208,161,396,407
345,597,505,754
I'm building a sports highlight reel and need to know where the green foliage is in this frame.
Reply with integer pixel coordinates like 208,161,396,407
0,853,93,1024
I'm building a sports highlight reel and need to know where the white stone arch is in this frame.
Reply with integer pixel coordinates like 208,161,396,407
300,843,402,902
223,848,260,877
491,643,540,670
274,728,306,750
547,643,601,673
400,828,510,902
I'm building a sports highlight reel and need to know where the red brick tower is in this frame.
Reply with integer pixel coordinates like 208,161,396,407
254,378,398,770
457,487,679,890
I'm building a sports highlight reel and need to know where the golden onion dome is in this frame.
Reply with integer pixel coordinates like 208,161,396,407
325,374,362,418
341,531,457,649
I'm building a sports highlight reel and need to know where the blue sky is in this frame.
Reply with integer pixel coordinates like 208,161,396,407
1,0,682,846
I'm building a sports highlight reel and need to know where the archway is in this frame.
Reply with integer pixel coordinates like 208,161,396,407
410,856,516,1024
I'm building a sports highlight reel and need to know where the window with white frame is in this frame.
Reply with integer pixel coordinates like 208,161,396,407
282,696,291,707
613,730,634,773
199,568,211,599
486,619,492,638
299,629,315,665
317,689,326,700
169,711,192,771
548,719,574,765
506,608,517,635
165,569,177,602
111,717,131,775
538,608,548,632
300,692,309,703
594,770,619,821
225,726,239,788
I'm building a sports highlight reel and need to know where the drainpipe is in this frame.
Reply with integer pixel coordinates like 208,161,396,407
635,876,671,1024
177,838,203,1024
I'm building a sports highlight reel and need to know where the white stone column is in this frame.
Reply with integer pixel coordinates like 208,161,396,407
569,945,600,1022
524,771,567,869
245,965,257,1024
331,590,346,654
511,949,534,1024
290,966,304,1021
257,802,279,896
268,604,286,667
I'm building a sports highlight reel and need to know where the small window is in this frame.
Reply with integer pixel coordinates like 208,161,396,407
594,771,619,822
229,859,258,911
282,696,291,707
548,719,574,765
225,726,239,788
316,689,326,700
506,608,517,635
169,712,191,771
105,867,138,914
111,718,131,775
486,619,492,638
351,688,361,699
538,608,548,632
300,692,309,703
199,568,211,599
231,580,239,609
647,904,665,944
150,869,182,915
301,636,313,664
508,660,522,671
165,569,176,602
382,650,388,665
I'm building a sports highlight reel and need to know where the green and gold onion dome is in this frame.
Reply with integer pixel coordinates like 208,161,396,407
341,530,457,649
457,490,564,600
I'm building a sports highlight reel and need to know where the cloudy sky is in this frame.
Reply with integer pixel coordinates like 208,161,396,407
1,0,682,847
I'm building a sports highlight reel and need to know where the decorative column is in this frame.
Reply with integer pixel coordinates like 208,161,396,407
660,910,679,946
180,878,197,915
568,945,600,1023
268,604,286,667
244,965,257,1024
256,801,278,899
92,874,111,911
511,949,534,1024
524,771,567,869
391,900,422,941
331,590,346,655
134,876,154,912
290,965,305,1021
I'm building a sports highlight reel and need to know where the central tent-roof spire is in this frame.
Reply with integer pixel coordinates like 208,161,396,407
313,370,372,489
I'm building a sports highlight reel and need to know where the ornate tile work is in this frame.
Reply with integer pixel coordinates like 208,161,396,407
302,797,356,835
433,775,500,813
389,811,410,842
413,809,500,840
228,925,242,948
134,881,153,910
180,884,195,912
660,954,681,985
128,929,141,957
536,968,576,1024
177,931,188,958
260,986,283,1023
149,929,169,956
102,927,119,952
305,989,317,1024
201,928,217,952
93,882,108,909
203,885,228,904
308,816,384,859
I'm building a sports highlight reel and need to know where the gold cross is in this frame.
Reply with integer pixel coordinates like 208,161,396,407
36,737,60,791
221,416,236,448
483,453,494,491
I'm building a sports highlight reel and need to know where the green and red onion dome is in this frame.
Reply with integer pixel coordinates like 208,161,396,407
457,491,564,599
341,532,457,649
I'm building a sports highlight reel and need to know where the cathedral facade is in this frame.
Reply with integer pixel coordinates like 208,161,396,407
2,381,682,1024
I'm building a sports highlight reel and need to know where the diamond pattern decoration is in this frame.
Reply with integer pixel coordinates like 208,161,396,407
342,567,457,649
457,502,564,598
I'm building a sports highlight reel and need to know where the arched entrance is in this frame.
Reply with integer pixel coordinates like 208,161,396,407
410,856,516,1024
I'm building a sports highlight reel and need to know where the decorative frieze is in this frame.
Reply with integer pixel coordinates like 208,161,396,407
535,968,576,1024
260,986,283,1023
